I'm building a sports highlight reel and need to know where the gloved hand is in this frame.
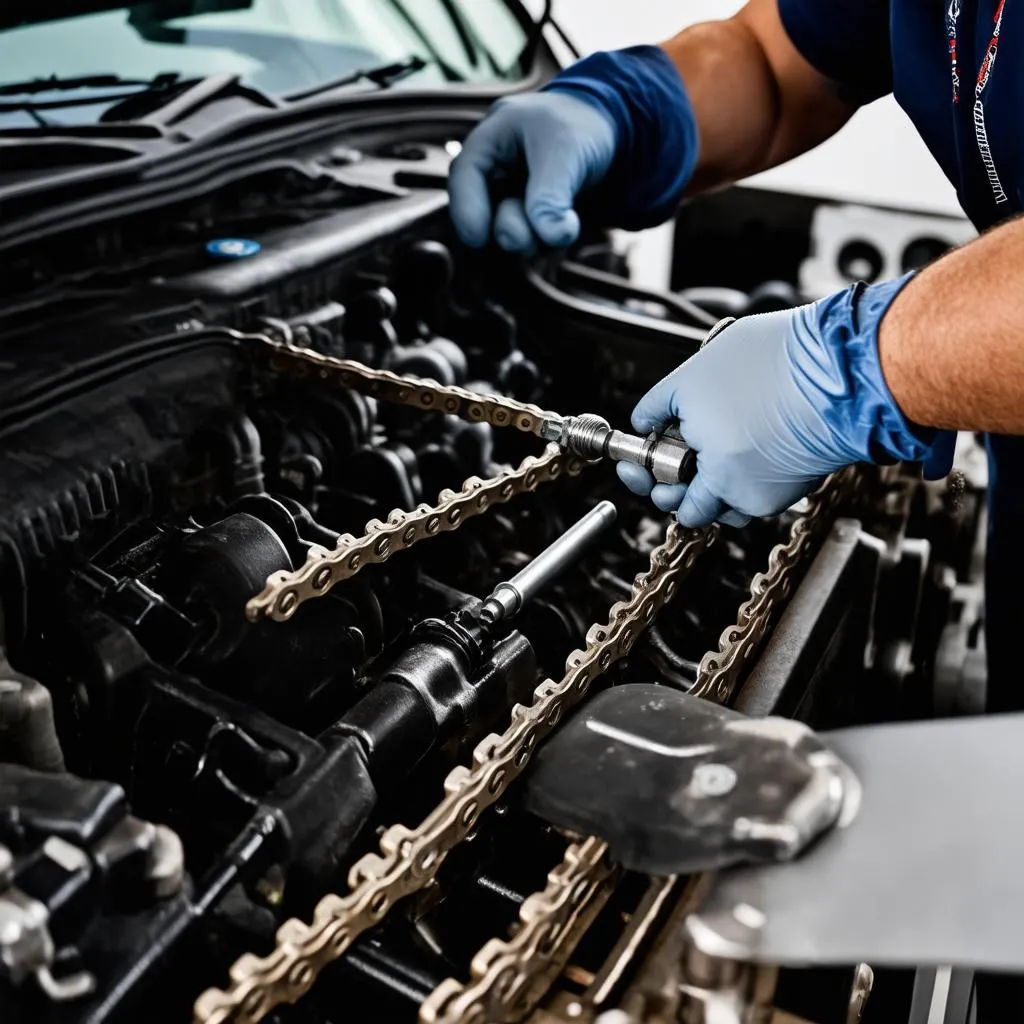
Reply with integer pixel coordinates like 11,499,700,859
617,277,955,529
449,46,698,254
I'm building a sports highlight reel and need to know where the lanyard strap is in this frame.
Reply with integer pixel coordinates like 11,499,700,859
947,0,1010,204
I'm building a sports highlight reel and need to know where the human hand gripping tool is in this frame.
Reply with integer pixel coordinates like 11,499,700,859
538,318,734,483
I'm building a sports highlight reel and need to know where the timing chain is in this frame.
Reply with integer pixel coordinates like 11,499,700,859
417,469,859,1024
245,444,583,622
242,333,575,621
193,521,717,1024
421,836,618,1024
259,334,557,436
691,466,860,705
220,330,857,1023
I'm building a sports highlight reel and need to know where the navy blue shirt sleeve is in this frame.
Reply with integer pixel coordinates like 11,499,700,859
777,0,893,104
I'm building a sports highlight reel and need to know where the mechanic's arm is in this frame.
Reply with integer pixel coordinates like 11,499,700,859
618,218,1024,531
880,216,1024,434
449,0,853,252
663,0,853,194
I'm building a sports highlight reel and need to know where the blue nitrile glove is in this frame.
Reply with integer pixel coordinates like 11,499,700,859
617,276,956,529
448,46,698,254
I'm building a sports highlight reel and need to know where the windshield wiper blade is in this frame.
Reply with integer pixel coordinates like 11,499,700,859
0,72,180,98
0,72,279,137
284,56,431,104
0,72,183,119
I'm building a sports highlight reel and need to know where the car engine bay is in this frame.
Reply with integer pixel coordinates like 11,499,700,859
0,107,989,1024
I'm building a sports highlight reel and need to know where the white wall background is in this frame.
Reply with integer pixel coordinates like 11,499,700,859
539,0,964,288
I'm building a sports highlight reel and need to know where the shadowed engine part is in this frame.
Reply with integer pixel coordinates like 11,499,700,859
0,654,63,774
0,765,184,1004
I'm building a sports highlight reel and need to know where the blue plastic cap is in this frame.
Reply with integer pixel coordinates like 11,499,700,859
206,238,261,260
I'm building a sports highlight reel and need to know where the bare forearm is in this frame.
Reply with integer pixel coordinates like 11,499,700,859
660,20,778,191
879,217,1024,434
660,0,854,193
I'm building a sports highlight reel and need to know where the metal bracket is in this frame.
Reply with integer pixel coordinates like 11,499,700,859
525,686,855,877
682,710,1024,974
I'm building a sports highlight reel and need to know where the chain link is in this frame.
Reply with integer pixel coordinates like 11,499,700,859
421,837,618,1024
691,467,860,705
194,522,717,1024
246,444,583,622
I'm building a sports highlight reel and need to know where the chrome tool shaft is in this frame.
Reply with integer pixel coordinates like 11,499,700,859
539,414,696,485
480,501,617,624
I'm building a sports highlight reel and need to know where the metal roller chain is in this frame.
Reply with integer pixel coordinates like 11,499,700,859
245,444,584,622
193,522,718,1024
204,332,857,1024
691,468,860,705
414,470,856,1024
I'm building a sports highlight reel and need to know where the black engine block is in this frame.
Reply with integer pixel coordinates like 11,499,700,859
0,144,980,1024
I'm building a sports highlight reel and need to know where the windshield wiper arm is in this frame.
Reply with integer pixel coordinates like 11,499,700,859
117,72,280,126
283,56,431,104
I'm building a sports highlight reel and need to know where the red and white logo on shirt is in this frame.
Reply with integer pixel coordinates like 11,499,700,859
947,0,1009,205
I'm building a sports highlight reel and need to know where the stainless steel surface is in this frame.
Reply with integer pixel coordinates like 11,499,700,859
685,711,1024,972
908,967,974,1024
481,502,617,624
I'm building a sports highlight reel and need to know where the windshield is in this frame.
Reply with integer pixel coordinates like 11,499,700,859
0,0,531,128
